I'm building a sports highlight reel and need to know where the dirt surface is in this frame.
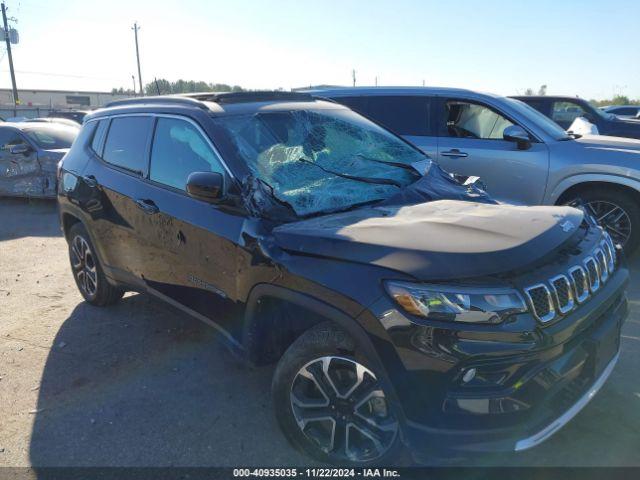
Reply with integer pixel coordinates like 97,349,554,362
0,198,639,467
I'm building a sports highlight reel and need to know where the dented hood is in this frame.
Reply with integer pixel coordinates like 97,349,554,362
272,200,584,280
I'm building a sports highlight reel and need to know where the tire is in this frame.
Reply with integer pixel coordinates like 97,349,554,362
568,188,640,255
67,222,124,306
272,322,402,466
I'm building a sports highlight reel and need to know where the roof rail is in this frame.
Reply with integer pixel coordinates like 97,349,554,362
182,91,314,104
104,95,210,110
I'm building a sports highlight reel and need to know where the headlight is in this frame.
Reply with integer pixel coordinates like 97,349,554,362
384,281,527,324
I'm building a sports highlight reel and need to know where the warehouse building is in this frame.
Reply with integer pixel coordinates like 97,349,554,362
0,88,131,119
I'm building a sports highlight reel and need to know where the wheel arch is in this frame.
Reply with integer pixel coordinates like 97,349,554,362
550,174,640,205
241,284,385,371
61,212,82,240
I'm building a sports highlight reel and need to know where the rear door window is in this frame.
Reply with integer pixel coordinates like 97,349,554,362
364,96,431,136
551,101,588,128
102,116,153,174
334,96,368,116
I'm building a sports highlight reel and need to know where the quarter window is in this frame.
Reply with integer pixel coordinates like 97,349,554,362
90,120,109,156
149,117,226,191
102,116,153,174
443,101,514,139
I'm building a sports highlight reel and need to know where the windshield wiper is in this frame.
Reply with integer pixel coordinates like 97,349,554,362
354,154,423,175
297,158,403,188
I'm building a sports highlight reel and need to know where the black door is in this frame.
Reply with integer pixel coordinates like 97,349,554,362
80,115,155,284
140,115,244,331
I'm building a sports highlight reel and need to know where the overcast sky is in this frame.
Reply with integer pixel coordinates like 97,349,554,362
2,0,638,99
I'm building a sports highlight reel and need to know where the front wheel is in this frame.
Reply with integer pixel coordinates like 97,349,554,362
567,188,640,255
272,323,401,465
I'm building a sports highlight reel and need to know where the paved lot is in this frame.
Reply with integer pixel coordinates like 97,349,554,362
0,198,639,467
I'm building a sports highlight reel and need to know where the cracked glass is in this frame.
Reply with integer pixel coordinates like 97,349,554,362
214,108,427,216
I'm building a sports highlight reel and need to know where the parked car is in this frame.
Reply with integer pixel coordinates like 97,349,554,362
601,105,640,120
511,95,640,138
311,87,640,252
58,92,628,465
48,109,89,124
26,117,82,129
0,122,78,198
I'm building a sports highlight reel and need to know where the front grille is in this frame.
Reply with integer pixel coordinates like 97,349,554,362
524,233,617,323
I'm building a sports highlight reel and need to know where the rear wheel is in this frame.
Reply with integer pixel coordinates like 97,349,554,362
272,323,401,465
567,188,640,255
68,223,124,306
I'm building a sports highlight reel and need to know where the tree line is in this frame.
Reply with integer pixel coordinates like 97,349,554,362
113,80,639,106
522,84,639,106
112,78,245,96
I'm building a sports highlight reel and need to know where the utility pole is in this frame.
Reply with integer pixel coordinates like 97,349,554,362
352,69,356,87
1,2,18,105
132,22,143,96
375,76,378,87
131,75,136,96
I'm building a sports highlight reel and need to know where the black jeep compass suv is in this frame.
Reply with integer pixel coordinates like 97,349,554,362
57,92,628,465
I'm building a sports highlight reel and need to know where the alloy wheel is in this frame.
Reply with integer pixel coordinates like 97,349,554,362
71,235,98,298
586,200,632,246
290,356,398,463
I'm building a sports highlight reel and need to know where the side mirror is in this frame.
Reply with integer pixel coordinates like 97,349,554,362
186,171,225,203
9,143,32,155
503,125,531,150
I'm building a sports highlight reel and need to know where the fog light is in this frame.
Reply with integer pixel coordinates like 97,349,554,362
462,368,476,383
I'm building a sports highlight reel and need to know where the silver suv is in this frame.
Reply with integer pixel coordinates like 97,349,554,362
309,87,640,253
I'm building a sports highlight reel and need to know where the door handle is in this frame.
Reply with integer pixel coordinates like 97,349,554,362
134,198,159,215
82,175,98,187
441,149,468,158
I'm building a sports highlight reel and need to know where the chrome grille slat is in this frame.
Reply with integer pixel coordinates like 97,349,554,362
602,241,614,273
594,248,608,283
568,266,589,304
524,235,617,324
549,274,574,314
584,256,600,293
525,284,555,323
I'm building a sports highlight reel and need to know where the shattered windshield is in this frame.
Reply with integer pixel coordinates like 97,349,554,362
213,108,427,216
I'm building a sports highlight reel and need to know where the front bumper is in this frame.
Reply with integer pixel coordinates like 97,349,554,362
514,350,618,451
365,266,629,459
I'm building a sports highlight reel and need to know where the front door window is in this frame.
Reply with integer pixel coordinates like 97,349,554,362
443,101,514,140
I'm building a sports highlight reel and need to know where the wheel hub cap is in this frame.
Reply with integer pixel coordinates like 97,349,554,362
290,356,398,462
71,235,98,297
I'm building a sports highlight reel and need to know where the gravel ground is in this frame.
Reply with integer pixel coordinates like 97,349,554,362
0,198,639,467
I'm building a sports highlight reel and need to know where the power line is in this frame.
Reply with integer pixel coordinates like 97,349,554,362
0,68,127,81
